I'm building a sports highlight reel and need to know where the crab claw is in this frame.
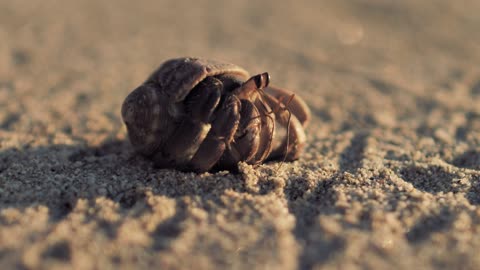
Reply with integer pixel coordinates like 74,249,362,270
214,99,262,170
188,94,241,172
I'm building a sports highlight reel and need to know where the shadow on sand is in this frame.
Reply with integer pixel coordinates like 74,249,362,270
2,134,480,269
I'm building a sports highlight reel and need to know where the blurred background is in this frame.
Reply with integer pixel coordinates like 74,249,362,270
1,0,479,145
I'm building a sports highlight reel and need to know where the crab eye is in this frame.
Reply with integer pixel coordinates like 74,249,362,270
253,72,270,89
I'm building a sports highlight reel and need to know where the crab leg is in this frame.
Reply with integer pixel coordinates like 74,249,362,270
251,98,275,163
232,73,276,164
215,99,262,170
264,86,311,128
262,93,307,161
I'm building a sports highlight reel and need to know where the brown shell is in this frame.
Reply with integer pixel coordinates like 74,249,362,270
122,57,250,157
146,57,250,102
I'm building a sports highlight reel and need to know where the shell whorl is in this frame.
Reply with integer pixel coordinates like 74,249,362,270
121,83,172,156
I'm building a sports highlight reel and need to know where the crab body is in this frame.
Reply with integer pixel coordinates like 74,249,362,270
121,57,310,172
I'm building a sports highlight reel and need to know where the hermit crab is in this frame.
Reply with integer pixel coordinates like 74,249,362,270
121,57,310,172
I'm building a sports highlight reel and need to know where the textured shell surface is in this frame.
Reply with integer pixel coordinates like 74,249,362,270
146,57,250,102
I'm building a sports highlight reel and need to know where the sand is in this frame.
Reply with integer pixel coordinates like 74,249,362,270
1,0,480,269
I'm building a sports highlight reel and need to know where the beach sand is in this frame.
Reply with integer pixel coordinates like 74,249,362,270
1,0,480,269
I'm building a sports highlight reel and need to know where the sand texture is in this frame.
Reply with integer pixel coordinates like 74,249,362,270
1,1,480,269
